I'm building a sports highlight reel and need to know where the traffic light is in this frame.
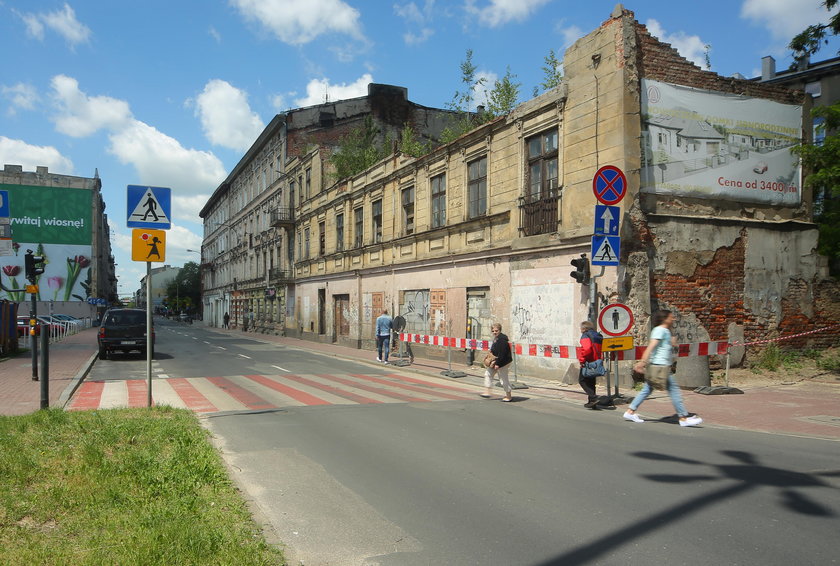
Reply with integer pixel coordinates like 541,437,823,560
570,254,590,285
24,250,46,283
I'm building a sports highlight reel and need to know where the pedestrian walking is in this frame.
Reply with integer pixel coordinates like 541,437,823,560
577,321,605,409
375,309,393,362
223,312,230,329
481,323,513,402
249,309,255,332
624,309,703,427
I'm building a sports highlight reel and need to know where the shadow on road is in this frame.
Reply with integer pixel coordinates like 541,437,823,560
535,450,839,566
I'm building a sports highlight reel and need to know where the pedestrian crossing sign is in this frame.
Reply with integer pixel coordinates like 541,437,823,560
127,185,171,229
131,228,166,262
591,235,620,266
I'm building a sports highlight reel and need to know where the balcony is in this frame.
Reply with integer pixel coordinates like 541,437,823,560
270,207,295,228
269,268,294,284
519,187,561,237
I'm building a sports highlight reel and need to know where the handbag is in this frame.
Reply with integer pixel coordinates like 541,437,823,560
645,364,669,391
581,359,606,378
483,353,497,368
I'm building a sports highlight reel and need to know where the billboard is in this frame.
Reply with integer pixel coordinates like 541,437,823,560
640,79,802,206
0,184,93,302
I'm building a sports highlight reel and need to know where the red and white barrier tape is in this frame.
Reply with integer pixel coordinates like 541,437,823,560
398,333,728,361
729,324,840,348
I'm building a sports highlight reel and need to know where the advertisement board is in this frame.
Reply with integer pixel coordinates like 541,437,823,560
640,79,802,206
0,184,93,302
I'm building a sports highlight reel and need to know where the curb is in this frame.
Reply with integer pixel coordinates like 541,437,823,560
58,350,98,408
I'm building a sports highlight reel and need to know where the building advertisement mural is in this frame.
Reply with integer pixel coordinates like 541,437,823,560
0,184,93,302
640,79,802,205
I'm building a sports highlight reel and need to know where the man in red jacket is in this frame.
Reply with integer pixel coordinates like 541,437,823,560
578,321,603,409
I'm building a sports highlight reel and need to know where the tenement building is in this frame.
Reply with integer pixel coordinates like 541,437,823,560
201,6,839,383
0,164,117,317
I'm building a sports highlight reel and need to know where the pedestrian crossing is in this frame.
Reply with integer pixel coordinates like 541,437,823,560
67,372,480,414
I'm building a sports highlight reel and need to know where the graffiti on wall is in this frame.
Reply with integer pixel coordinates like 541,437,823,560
400,289,430,334
509,284,576,345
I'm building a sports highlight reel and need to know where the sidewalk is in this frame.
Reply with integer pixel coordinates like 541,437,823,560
0,328,98,416
216,326,840,441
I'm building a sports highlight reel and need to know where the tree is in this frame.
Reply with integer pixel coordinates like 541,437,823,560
538,48,563,94
329,116,391,181
792,104,840,272
166,262,201,311
440,49,493,144
398,124,430,158
789,0,840,58
487,66,521,117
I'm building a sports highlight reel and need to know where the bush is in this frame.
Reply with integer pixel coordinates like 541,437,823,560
751,343,803,371
816,350,840,372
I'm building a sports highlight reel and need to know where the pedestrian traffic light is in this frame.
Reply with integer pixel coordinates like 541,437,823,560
570,254,590,284
24,250,46,284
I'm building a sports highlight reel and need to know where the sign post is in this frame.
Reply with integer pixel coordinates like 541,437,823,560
598,302,634,401
128,184,171,408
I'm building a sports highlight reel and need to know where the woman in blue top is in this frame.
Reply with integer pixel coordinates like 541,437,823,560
623,310,703,427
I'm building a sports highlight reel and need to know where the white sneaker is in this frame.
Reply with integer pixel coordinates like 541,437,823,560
376,357,381,362
623,411,644,423
680,416,703,427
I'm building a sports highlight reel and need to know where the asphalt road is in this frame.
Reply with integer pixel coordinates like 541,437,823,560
91,319,840,565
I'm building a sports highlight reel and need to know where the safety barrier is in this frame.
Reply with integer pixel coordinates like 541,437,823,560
399,333,730,361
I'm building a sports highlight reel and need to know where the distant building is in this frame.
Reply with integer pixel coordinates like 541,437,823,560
136,265,180,309
198,83,456,331
0,164,116,317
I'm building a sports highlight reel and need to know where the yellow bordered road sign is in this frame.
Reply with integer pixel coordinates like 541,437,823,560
131,228,166,262
25,284,38,293
602,336,634,351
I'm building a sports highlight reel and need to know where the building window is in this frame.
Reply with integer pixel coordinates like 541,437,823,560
296,231,301,260
305,168,312,197
298,175,304,204
402,186,415,235
372,199,382,243
319,221,326,256
304,227,310,259
431,174,446,228
805,81,822,98
289,181,295,209
354,207,364,248
336,213,344,252
467,156,487,219
526,129,559,199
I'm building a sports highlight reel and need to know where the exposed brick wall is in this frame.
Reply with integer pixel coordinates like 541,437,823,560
651,229,840,350
630,15,804,106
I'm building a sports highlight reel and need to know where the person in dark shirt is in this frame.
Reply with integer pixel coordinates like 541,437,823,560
482,323,513,402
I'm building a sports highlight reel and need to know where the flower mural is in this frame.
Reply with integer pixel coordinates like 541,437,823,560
64,254,90,301
2,265,23,301
48,276,64,301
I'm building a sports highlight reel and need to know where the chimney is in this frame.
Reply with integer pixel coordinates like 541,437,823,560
761,56,776,81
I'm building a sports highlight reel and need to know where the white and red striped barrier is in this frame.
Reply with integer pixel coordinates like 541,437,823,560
398,333,729,361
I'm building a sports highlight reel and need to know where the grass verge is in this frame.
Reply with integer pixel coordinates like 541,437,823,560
0,407,284,565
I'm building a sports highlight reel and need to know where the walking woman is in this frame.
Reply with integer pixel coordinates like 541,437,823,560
624,309,703,427
482,323,513,402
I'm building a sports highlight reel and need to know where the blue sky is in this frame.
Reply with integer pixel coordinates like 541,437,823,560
1,0,837,297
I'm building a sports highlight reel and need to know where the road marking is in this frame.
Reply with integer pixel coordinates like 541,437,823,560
238,354,251,359
192,337,198,340
157,374,169,379
203,341,210,344
272,365,290,372
216,346,226,350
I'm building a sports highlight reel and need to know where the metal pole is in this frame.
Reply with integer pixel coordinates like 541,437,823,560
39,325,49,409
31,291,38,380
146,262,153,407
724,350,731,389
604,351,611,401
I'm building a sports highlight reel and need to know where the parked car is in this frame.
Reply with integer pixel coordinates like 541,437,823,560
97,308,154,359
753,161,768,174
52,314,83,326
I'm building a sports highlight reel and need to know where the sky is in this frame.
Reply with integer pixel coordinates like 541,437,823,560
1,0,838,298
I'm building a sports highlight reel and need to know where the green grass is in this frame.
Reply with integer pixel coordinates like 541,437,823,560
751,343,804,371
816,350,840,372
0,407,284,566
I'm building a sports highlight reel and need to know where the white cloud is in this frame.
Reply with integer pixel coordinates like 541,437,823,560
465,0,552,28
395,1,436,45
51,74,132,137
48,75,226,196
0,136,74,174
173,195,212,226
17,3,91,46
108,120,226,196
195,79,264,152
270,93,287,111
472,70,498,108
208,26,222,43
645,19,709,69
741,0,831,41
555,22,583,49
231,0,365,45
2,83,40,115
164,223,205,260
294,73,373,107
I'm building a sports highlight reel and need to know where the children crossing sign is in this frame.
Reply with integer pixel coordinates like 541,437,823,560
127,185,171,229
131,229,166,262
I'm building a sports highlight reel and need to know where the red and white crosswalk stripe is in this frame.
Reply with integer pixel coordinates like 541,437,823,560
67,372,479,413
